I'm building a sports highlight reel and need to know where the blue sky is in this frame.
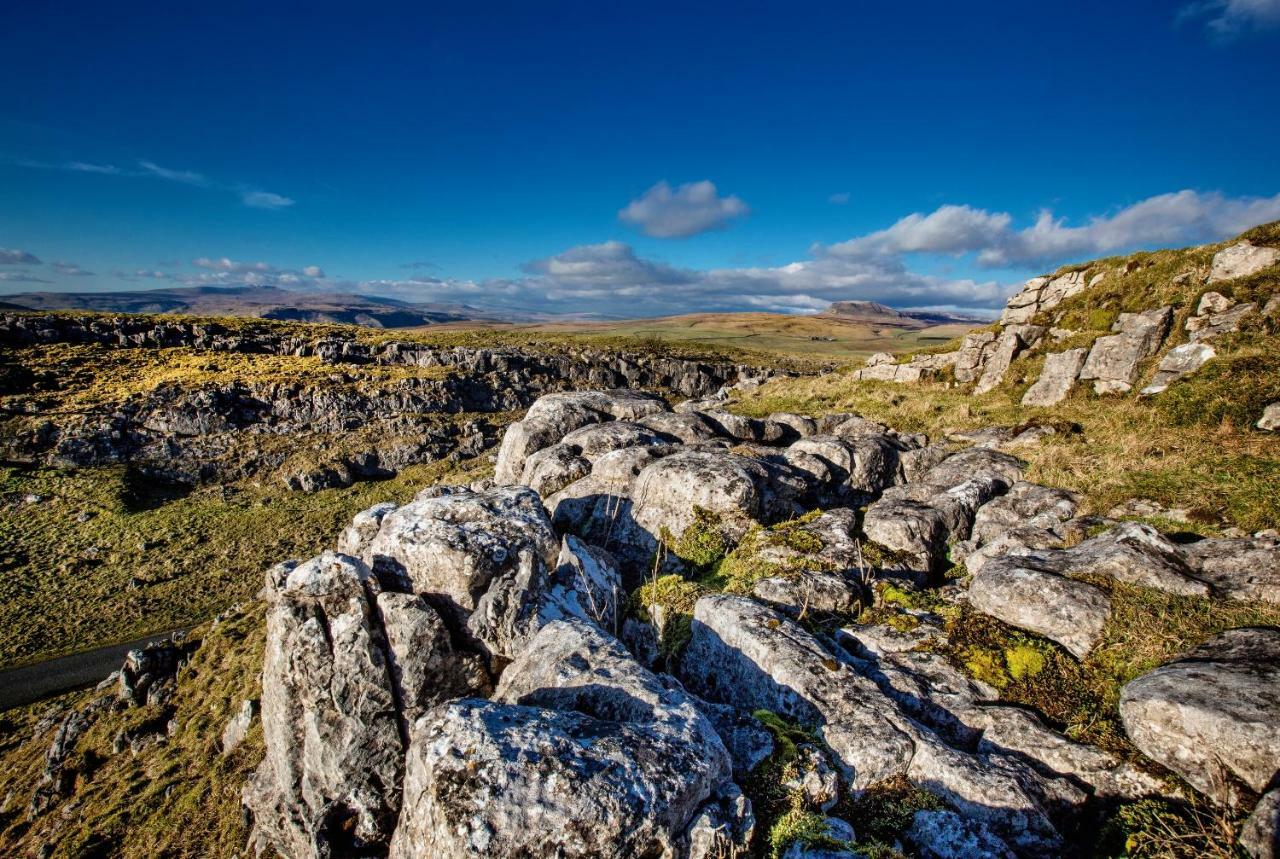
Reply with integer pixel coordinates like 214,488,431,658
2,1,1279,317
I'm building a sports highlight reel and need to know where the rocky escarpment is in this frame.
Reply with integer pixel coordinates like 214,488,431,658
1,312,771,489
854,236,1280,428
201,389,1280,857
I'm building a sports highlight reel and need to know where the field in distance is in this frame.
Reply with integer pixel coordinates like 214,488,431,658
433,309,980,363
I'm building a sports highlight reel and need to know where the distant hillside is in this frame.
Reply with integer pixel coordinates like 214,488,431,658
0,284,501,328
822,300,989,328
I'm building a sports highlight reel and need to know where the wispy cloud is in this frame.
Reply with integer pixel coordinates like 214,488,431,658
618,180,749,238
1180,0,1280,39
828,192,851,205
5,154,292,210
0,248,41,265
241,189,295,210
138,160,209,186
51,261,94,276
0,271,52,284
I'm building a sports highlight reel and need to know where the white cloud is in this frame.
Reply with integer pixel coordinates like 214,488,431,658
242,190,295,210
824,191,1280,268
193,257,277,273
829,192,851,205
301,265,325,277
51,261,94,276
618,180,749,238
1181,0,1280,37
139,160,208,186
0,248,41,265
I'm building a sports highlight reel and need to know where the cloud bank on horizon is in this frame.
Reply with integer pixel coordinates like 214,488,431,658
5,188,1280,316
13,186,1267,319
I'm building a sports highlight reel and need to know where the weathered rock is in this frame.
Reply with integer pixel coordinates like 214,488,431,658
379,591,482,718
244,553,406,858
921,447,1024,492
752,571,863,616
1141,342,1216,394
970,482,1079,545
560,420,678,459
784,434,902,501
630,449,808,550
1182,535,1280,603
866,352,895,366
364,485,559,623
685,783,757,859
388,619,736,859
1120,627,1280,805
1207,242,1280,283
520,442,591,496
967,556,1111,658
1079,306,1172,394
974,326,1043,394
1259,403,1280,431
639,410,723,443
703,410,791,444
907,809,1014,859
1021,348,1087,407
117,639,187,707
1035,522,1211,597
1241,786,1280,859
1187,300,1257,341
953,331,1000,382
682,596,1067,853
494,390,669,484
221,698,257,756
336,501,397,557
861,497,948,577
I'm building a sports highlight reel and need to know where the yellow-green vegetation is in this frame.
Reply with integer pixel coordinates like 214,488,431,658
940,583,1280,754
715,511,827,593
662,507,732,569
833,775,946,858
0,454,491,670
745,711,853,859
0,605,265,857
1093,795,1239,858
630,574,705,662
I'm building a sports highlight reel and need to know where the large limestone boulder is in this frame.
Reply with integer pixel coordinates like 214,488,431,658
973,325,1042,394
244,554,415,857
1120,627,1280,806
1036,522,1211,597
630,449,809,547
970,482,1079,545
1207,242,1280,284
363,485,559,623
388,620,739,859
1241,786,1280,859
1079,306,1172,394
1021,348,1086,406
494,390,668,484
967,556,1111,658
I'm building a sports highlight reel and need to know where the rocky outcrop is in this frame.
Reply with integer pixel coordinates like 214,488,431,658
1120,627,1280,806
1078,306,1172,394
1021,347,1086,406
1207,242,1280,283
1141,342,1216,394
389,620,742,859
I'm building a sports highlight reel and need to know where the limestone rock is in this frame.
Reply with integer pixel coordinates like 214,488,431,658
336,501,397,557
752,570,863,616
388,619,736,859
1141,342,1216,394
1207,242,1280,283
907,809,1014,859
974,326,1042,394
221,699,258,756
1182,535,1280,603
639,410,723,443
967,556,1111,658
970,482,1079,546
1021,348,1087,406
1120,627,1280,805
1079,306,1172,394
1259,403,1280,431
244,553,406,857
1241,787,1280,859
364,485,559,623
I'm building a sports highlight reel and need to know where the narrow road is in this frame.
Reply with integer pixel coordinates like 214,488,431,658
0,630,187,711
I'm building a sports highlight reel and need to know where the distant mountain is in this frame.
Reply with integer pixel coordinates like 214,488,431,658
822,300,989,328
0,285,508,328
